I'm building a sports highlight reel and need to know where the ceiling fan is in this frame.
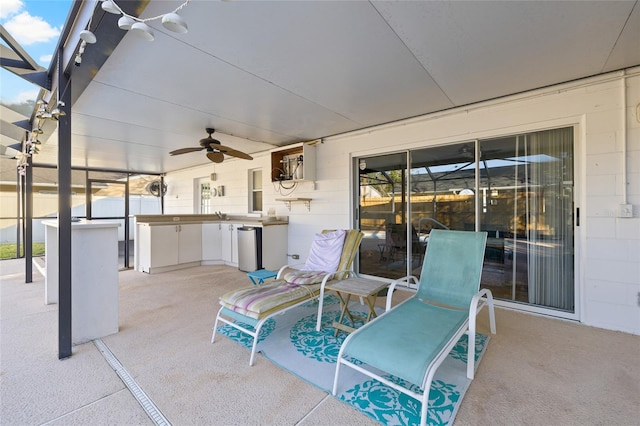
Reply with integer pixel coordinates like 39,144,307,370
169,128,253,163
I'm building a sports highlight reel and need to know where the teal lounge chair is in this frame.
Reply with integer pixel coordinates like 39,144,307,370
333,229,496,426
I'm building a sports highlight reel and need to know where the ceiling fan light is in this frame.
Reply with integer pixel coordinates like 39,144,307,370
79,29,97,44
162,12,188,33
101,0,120,14
118,15,136,30
207,152,225,163
130,22,155,41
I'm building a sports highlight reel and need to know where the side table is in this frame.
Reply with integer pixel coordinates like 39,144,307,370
325,276,389,335
247,269,277,285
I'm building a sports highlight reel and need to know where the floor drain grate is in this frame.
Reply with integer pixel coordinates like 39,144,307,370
94,339,171,426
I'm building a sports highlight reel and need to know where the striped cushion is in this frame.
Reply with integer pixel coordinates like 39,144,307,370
283,270,328,284
219,281,321,319
218,229,364,319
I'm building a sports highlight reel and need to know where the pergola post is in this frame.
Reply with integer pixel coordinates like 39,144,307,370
25,148,33,282
57,47,72,359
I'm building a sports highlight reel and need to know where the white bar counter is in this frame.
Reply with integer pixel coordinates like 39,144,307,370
43,219,120,345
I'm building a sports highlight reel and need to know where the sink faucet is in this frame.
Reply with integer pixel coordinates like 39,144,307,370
215,211,223,220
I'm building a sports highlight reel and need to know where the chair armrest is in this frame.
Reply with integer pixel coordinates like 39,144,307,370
276,263,305,279
469,288,493,316
469,288,496,335
320,269,357,286
385,275,419,312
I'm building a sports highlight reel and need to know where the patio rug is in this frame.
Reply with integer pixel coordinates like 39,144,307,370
216,294,489,426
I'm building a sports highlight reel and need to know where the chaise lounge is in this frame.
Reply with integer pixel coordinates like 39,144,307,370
333,229,496,426
212,229,363,365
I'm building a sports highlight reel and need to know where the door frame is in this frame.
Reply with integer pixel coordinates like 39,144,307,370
352,124,581,321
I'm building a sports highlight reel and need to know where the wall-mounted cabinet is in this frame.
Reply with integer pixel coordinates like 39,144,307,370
271,142,316,182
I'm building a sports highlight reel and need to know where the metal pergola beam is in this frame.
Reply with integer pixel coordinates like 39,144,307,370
0,25,49,90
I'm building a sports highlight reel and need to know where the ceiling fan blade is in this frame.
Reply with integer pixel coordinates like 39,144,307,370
206,152,225,163
210,143,253,160
169,147,205,156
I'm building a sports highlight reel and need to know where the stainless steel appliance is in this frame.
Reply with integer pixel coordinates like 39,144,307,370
237,226,262,272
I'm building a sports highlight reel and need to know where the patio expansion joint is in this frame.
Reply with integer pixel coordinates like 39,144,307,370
295,393,332,425
94,338,171,426
40,390,132,425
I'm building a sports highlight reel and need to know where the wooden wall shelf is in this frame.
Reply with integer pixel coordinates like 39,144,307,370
276,198,312,211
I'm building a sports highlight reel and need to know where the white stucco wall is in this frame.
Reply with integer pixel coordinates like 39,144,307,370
166,69,640,335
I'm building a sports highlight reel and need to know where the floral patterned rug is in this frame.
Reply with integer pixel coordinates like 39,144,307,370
216,294,489,426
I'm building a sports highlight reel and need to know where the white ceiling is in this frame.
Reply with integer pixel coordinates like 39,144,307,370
20,1,640,174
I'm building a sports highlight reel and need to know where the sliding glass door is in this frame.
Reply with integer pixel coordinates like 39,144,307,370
357,153,409,280
356,126,575,313
478,128,574,311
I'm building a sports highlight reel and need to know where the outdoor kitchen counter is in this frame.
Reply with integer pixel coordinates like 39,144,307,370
134,215,289,274
42,220,120,344
134,214,288,226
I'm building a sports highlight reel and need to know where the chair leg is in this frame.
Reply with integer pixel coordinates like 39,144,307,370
419,371,437,426
467,323,476,380
419,388,429,426
211,307,223,343
332,358,342,396
249,318,268,366
316,286,326,331
249,335,258,366
487,292,497,335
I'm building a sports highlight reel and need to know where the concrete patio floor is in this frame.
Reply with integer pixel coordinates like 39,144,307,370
1,258,638,425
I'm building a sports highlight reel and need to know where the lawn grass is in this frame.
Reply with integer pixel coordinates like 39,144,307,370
0,243,45,259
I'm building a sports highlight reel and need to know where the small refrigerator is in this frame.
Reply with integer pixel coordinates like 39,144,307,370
237,226,262,272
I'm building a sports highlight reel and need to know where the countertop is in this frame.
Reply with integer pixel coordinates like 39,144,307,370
43,219,121,229
134,214,288,226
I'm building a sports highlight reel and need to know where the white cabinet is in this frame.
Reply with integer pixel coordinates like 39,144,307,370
147,224,179,268
205,222,286,269
135,217,288,273
136,223,202,273
261,224,288,271
178,224,202,264
221,222,243,266
202,223,222,262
